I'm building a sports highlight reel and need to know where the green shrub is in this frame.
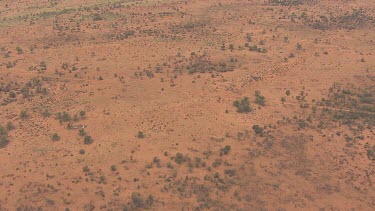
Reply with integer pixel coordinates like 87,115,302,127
20,110,28,119
42,110,51,118
79,149,86,154
79,128,86,136
84,136,93,145
9,92,16,98
233,97,251,113
52,133,60,141
367,149,375,160
0,126,9,148
137,131,145,138
174,153,187,164
298,119,308,129
16,47,23,54
220,145,231,156
61,112,71,122
79,110,86,118
130,192,153,209
221,43,226,50
131,192,144,208
255,91,266,106
252,125,264,135
212,159,222,168
6,122,14,130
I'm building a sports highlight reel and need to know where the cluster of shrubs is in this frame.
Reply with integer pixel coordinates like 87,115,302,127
130,192,154,209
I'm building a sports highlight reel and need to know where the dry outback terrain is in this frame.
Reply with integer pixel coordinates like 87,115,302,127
0,0,374,210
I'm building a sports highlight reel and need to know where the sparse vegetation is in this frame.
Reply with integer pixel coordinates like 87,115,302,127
0,0,373,210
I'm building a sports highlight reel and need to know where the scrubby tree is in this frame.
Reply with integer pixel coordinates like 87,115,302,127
9,92,16,98
220,145,231,156
233,97,251,113
79,110,86,118
20,110,28,119
255,91,266,106
137,131,145,138
52,133,60,141
6,122,14,130
84,136,93,145
0,125,9,148
252,125,264,136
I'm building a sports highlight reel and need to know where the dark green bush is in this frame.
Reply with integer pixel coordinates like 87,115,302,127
52,133,60,141
255,91,266,106
0,126,9,148
137,131,145,138
9,92,16,98
220,145,231,156
233,97,251,113
84,136,93,145
252,125,264,135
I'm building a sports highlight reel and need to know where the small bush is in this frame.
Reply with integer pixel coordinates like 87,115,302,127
79,149,86,154
131,192,144,208
298,119,308,129
252,125,264,135
6,122,14,130
79,128,86,136
130,192,154,209
137,131,145,138
84,136,93,145
220,145,231,156
61,112,71,122
20,110,28,119
255,91,266,106
0,137,9,148
52,133,60,141
0,126,9,148
79,110,86,118
9,92,16,98
212,159,222,168
42,110,51,117
174,153,187,164
233,97,251,113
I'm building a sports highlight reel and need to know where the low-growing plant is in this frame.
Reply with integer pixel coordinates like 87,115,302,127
20,110,28,119
255,91,266,106
252,125,264,136
52,133,60,141
84,136,93,145
137,131,145,138
220,145,231,156
233,97,251,113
